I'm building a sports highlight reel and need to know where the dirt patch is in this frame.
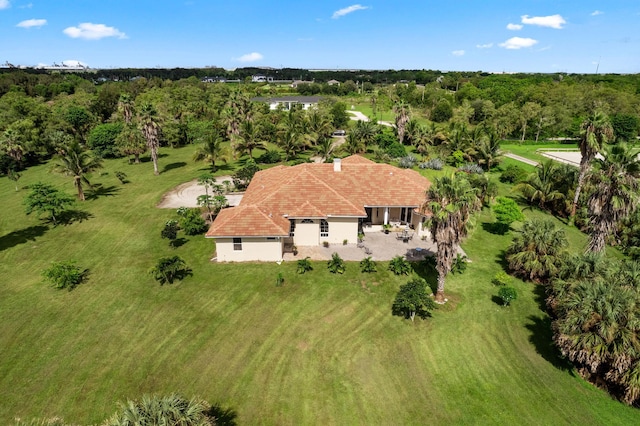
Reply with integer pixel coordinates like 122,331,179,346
156,175,243,209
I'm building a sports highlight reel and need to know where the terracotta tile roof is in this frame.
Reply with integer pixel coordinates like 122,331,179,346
207,155,431,237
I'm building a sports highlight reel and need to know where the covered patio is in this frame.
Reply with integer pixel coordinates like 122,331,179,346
282,228,465,262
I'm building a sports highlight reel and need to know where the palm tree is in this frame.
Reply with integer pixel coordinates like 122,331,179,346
117,93,134,125
342,132,364,155
353,120,379,151
193,132,230,172
278,128,304,161
393,101,411,144
306,108,333,146
475,130,502,171
315,137,336,162
115,124,146,163
506,219,568,282
423,174,481,303
105,394,212,425
570,111,614,220
234,120,266,159
139,102,161,175
0,128,25,173
586,143,640,253
51,141,103,201
515,160,566,211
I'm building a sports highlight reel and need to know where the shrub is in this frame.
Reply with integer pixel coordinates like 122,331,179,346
492,197,524,234
451,254,468,274
232,159,260,191
458,163,484,174
389,255,411,275
114,171,128,184
323,241,330,248
327,252,346,274
498,286,518,306
276,272,284,287
149,256,192,285
392,277,436,321
419,158,444,170
447,150,465,167
87,122,123,158
500,164,528,184
385,142,406,158
343,239,348,245
160,219,179,243
360,256,377,273
398,155,418,169
258,149,281,164
296,257,313,274
492,271,511,286
178,208,208,235
42,261,85,290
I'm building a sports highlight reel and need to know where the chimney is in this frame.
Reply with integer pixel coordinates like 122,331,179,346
333,158,341,172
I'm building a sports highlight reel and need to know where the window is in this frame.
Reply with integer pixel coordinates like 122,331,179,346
320,219,329,237
266,237,277,241
233,237,242,251
289,220,295,237
301,219,314,224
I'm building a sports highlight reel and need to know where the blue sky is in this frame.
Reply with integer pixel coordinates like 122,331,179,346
1,0,639,73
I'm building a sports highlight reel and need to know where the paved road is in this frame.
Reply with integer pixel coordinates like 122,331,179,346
347,110,394,127
503,152,539,167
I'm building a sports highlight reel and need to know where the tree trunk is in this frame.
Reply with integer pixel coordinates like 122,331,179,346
410,311,415,322
151,147,159,175
521,123,527,142
134,153,140,164
435,272,446,304
211,159,216,172
535,117,543,143
75,176,85,201
570,162,589,221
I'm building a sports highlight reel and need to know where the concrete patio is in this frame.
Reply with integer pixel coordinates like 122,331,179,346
282,228,465,262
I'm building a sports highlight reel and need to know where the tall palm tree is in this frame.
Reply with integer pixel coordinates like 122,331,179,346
139,102,161,175
586,143,640,253
51,141,103,201
117,93,134,125
570,111,614,220
315,137,336,162
393,101,411,144
423,174,481,303
234,120,265,159
475,130,502,171
278,128,304,161
353,120,378,151
193,132,230,172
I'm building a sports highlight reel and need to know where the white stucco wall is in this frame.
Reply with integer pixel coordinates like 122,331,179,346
324,217,358,245
215,237,283,262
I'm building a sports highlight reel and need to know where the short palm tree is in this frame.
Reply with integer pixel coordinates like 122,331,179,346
423,174,481,303
515,160,565,211
193,132,230,172
571,110,614,220
234,120,265,159
51,141,103,201
138,102,161,175
586,143,640,253
105,394,212,425
342,132,364,155
0,128,25,172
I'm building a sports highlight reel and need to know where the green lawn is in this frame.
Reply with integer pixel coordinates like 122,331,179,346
501,142,577,164
1,147,638,425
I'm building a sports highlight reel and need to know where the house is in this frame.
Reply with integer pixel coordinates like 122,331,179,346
206,155,432,262
291,80,313,88
327,79,340,86
251,96,322,111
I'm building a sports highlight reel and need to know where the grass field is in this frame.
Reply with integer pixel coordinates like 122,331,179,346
500,142,577,164
1,147,639,425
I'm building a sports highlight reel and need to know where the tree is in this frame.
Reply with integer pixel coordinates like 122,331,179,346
105,394,213,425
0,128,25,173
87,122,123,158
51,140,103,201
497,286,517,306
149,256,192,285
161,219,180,247
506,219,568,282
42,261,86,290
234,120,265,159
570,111,614,221
585,143,640,253
139,102,161,175
64,105,93,143
475,129,502,171
519,102,541,142
515,160,566,212
232,159,260,191
392,278,435,322
423,174,481,303
193,132,229,172
117,93,134,125
24,182,75,224
115,124,147,163
393,101,411,144
492,196,524,234
7,168,21,191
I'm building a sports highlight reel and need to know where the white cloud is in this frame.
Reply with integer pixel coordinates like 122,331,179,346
332,4,368,19
0,0,10,10
476,43,493,49
521,14,566,29
591,10,604,16
499,37,538,50
234,52,263,62
452,50,465,56
63,23,127,40
16,18,46,28
506,23,523,30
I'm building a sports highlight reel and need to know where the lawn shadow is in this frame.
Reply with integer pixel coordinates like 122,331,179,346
169,237,188,249
495,249,510,271
481,221,510,235
0,225,49,252
161,161,187,174
410,258,438,295
205,404,237,426
525,314,574,372
57,210,94,225
86,184,121,200
491,295,505,306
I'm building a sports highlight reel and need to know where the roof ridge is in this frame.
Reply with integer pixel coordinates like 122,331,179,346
309,166,364,215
